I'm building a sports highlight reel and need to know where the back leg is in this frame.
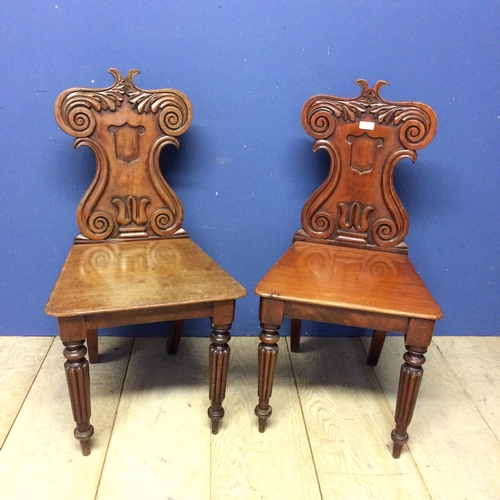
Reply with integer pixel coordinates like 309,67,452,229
366,330,387,366
86,326,99,364
290,318,302,353
167,319,184,354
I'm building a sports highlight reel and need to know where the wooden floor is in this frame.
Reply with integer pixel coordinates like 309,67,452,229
0,335,499,499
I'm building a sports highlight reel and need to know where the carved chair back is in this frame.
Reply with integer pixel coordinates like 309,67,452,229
295,80,437,254
55,69,192,242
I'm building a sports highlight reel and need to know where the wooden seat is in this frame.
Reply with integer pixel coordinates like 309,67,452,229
45,69,246,455
254,80,442,458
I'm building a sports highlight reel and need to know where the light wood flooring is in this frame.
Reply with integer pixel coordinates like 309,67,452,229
0,335,499,499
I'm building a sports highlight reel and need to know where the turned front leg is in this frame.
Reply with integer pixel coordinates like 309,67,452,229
63,340,94,456
391,345,426,458
208,324,231,434
255,323,280,432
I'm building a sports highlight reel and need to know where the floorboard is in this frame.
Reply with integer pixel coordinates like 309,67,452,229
434,336,500,440
211,336,321,500
1,336,500,500
97,336,212,500
0,337,133,500
0,336,53,448
291,337,430,500
361,336,500,500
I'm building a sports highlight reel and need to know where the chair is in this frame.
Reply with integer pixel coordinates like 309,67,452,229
45,69,246,455
254,80,442,458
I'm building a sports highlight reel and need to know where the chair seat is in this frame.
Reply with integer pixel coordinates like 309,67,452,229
46,237,246,317
255,241,442,320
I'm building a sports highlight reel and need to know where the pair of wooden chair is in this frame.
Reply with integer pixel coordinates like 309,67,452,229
45,70,442,458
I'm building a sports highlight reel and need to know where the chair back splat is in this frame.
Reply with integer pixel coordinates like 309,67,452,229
295,79,437,254
55,68,192,242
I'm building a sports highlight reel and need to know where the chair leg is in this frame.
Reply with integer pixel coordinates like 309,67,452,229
208,323,231,434
255,323,280,432
290,318,302,353
63,340,94,456
86,326,99,364
366,330,387,366
167,319,184,355
391,345,426,458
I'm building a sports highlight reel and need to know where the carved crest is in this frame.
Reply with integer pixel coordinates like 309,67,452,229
295,79,437,253
55,69,193,241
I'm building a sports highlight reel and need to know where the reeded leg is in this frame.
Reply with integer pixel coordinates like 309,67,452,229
391,345,426,458
208,324,231,434
63,340,94,456
366,330,387,366
86,326,99,364
255,323,280,432
290,318,302,353
167,319,184,355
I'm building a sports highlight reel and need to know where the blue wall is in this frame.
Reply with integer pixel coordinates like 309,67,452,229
1,1,499,337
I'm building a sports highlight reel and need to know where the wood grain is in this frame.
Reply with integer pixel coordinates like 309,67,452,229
291,337,430,499
0,336,53,448
433,336,500,439
361,336,500,499
96,337,211,500
0,337,133,500
211,337,321,499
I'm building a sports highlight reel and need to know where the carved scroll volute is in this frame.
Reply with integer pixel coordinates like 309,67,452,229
54,69,193,241
298,79,437,253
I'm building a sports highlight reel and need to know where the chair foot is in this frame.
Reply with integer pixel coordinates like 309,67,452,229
208,406,224,434
75,423,94,456
391,429,408,458
255,404,272,433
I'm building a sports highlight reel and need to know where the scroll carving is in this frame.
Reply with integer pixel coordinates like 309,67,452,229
55,69,193,241
303,79,436,150
297,80,437,253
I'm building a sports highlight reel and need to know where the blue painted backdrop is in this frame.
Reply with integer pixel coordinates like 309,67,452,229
1,1,499,337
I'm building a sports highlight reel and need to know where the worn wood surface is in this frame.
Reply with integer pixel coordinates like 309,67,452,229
256,242,441,320
46,238,246,317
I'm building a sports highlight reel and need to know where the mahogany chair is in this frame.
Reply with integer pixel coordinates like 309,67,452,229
254,80,442,458
45,69,246,455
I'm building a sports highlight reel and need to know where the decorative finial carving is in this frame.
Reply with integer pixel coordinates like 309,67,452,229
302,79,436,149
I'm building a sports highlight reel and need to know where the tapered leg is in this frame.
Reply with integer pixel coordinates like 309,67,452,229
290,318,302,353
391,345,426,458
208,323,231,434
63,340,94,456
167,319,184,355
255,323,280,432
366,330,387,366
86,326,99,364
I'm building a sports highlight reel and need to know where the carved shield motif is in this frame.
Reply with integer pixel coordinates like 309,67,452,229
108,123,145,164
